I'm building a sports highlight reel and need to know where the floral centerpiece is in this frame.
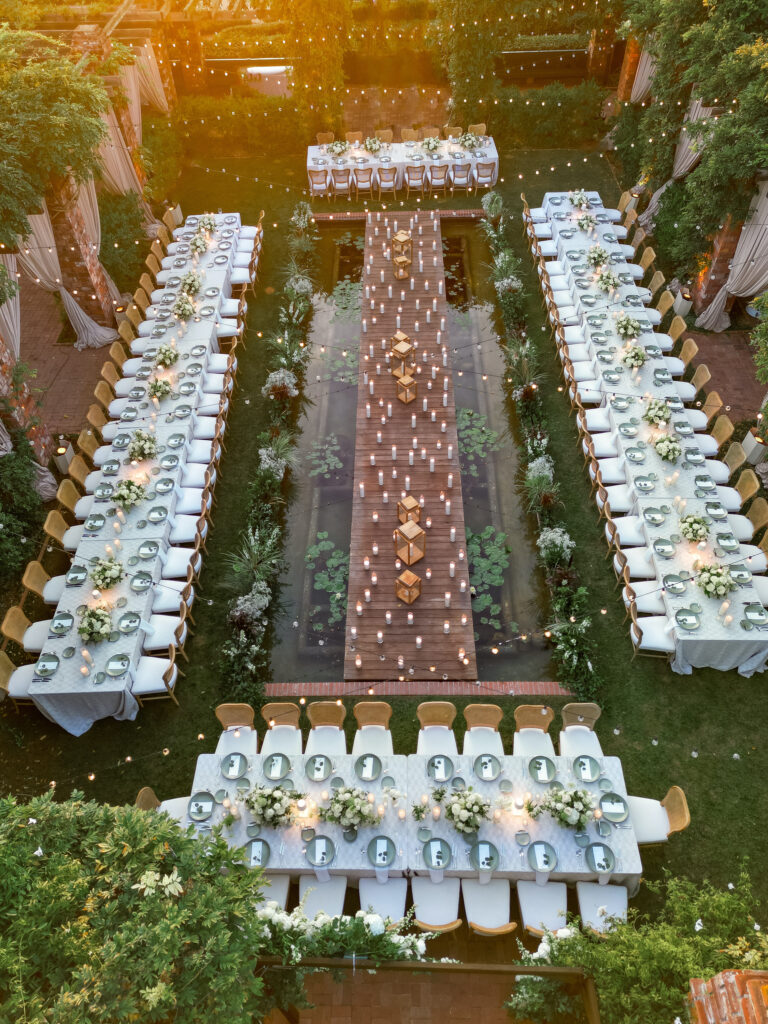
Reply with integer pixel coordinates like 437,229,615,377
525,787,595,831
536,526,575,568
595,267,621,292
444,787,491,835
621,344,647,369
328,140,350,157
577,213,597,232
90,557,125,590
78,606,112,644
363,136,381,154
245,785,303,827
148,378,172,401
318,786,382,829
459,131,479,150
696,562,737,597
127,429,157,462
680,514,710,542
173,293,196,320
585,244,609,268
180,271,201,296
643,397,671,427
569,188,591,209
615,312,643,340
198,214,217,233
421,136,442,153
190,232,208,256
112,479,146,510
654,434,682,462
154,344,179,370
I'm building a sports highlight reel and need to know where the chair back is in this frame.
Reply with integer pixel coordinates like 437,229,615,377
475,162,495,183
86,404,107,436
0,650,15,692
126,304,142,330
661,785,690,835
561,702,601,730
1,605,31,646
513,704,554,731
400,128,418,141
331,168,351,187
307,700,346,729
156,224,172,250
56,478,81,515
354,167,373,187
139,273,155,300
648,270,665,298
150,239,165,264
639,246,656,273
748,496,768,534
68,454,91,490
736,468,759,505
93,380,114,413
261,702,300,729
345,131,363,145
22,560,50,599
133,287,150,315
452,162,471,182
699,389,722,425
678,336,698,369
353,701,392,729
723,440,746,477
309,169,328,187
145,253,162,279
420,126,439,140
467,122,486,135
417,700,456,729
631,227,647,254
101,360,121,389
655,289,674,317
378,166,396,185
118,320,136,347
710,414,734,448
215,702,255,730
463,703,503,731
618,190,632,213
375,128,393,143
135,786,161,810
44,509,69,546
162,209,176,232
444,125,462,139
109,341,127,369
624,207,638,231
406,164,425,184
77,428,99,462
429,163,448,184
316,131,334,145
668,315,686,343
689,364,711,394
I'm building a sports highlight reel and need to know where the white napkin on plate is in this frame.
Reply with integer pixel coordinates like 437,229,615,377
376,838,389,864
433,757,446,781
250,844,263,867
270,755,282,776
315,838,327,863
535,760,549,782
313,759,325,780
535,845,550,871
430,840,443,866
602,800,624,814
480,758,493,779
361,756,374,780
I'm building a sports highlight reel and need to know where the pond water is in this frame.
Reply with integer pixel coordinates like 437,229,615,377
271,221,552,682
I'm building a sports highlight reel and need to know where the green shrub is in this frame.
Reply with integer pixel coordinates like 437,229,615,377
98,191,145,293
141,116,184,203
493,80,607,147
506,32,589,50
174,94,304,156
609,102,645,187
0,432,44,583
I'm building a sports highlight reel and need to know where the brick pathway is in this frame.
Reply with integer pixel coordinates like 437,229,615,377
265,680,572,697
687,329,765,422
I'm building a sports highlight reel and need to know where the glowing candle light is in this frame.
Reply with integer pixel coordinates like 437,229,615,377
445,592,451,607
371,573,378,586
449,561,456,578
443,621,450,634
364,589,371,603
377,631,383,644
407,613,413,625
447,473,453,488
351,626,357,639
359,482,365,498
372,542,379,555
356,601,363,616
355,654,362,668
416,636,422,648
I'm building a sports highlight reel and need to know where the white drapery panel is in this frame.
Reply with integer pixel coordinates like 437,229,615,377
630,47,655,103
73,177,123,304
136,40,170,113
98,106,144,195
695,183,768,332
119,64,143,145
16,201,118,350
0,254,21,358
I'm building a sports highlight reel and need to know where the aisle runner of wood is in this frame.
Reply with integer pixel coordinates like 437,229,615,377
343,211,478,681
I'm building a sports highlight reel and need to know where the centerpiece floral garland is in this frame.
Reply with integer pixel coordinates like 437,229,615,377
696,562,737,597
569,188,591,209
525,787,595,830
328,140,349,156
148,378,173,401
680,514,709,542
245,785,303,827
621,344,647,369
154,343,179,370
112,479,147,510
78,606,113,644
654,434,682,463
595,267,621,293
615,312,643,340
459,131,479,150
317,786,382,828
577,213,597,232
585,244,609,268
173,293,196,320
127,429,157,462
198,214,217,233
363,136,381,154
90,557,125,590
190,232,208,256
421,136,442,153
643,398,671,427
444,787,492,834
180,271,201,297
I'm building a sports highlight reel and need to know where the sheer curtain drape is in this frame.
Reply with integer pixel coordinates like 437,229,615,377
0,255,21,357
695,183,768,331
136,41,169,113
97,106,158,228
119,64,143,144
630,47,655,103
73,177,122,303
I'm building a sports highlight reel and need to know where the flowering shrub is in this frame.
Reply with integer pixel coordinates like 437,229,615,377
586,244,609,268
643,398,671,427
148,378,172,401
90,557,125,590
363,136,381,153
173,293,196,320
444,787,492,834
318,787,382,828
577,213,597,232
526,787,595,830
154,343,179,369
615,312,643,340
261,368,299,401
112,479,146,510
244,785,303,827
421,136,442,152
127,429,157,462
654,434,682,462
527,454,555,483
680,514,709,542
327,139,350,156
569,188,590,209
537,527,575,568
696,563,737,597
595,267,621,292
180,271,201,296
78,606,112,644
621,344,647,369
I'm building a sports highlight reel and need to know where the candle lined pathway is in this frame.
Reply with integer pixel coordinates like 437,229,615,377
343,211,477,681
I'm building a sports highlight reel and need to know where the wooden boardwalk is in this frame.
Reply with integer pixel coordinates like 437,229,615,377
343,211,478,682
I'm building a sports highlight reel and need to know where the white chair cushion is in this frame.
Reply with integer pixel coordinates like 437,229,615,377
533,223,552,239
161,547,202,580
23,619,52,652
663,356,685,376
261,725,303,756
8,663,35,698
215,725,259,757
169,515,206,545
352,725,394,757
626,795,669,842
512,729,555,759
42,575,67,605
89,446,113,468
231,269,250,286
695,435,719,457
240,225,258,238
559,726,603,758
576,882,628,932
517,880,568,933
623,580,665,615
208,353,232,372
416,725,458,756
152,579,186,614
411,876,460,927
715,486,741,512
62,525,84,551
359,877,408,921
187,439,217,464
687,408,709,429
636,615,675,653
263,875,290,910
132,656,177,695
84,469,102,492
461,878,512,931
750,575,768,604
584,408,611,432
529,207,547,222
704,460,729,484
617,547,654,580
613,515,645,546
675,382,696,402
538,240,558,257
463,727,504,757
305,725,347,757
727,515,753,542
175,487,206,514
591,434,618,459
298,874,347,919
143,615,185,651
158,796,189,822
182,463,215,488
233,254,251,269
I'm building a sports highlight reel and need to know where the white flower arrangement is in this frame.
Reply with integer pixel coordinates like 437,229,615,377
459,131,479,150
259,446,287,481
654,434,682,463
643,398,671,427
173,293,196,320
595,267,621,292
585,244,609,268
495,275,523,294
262,368,299,400
569,189,591,209
577,213,598,232
154,343,179,370
78,606,112,644
318,786,382,829
328,140,350,156
526,454,555,483
112,479,147,510
190,232,208,256
127,429,158,462
197,214,217,233
696,562,737,597
526,787,595,831
363,136,381,154
537,526,575,567
90,557,125,590
444,787,491,834
421,136,442,153
615,312,642,339
148,378,172,401
180,271,202,296
621,344,647,369
680,514,710,542
245,785,302,827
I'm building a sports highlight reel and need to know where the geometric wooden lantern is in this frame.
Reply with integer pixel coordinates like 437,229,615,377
395,568,421,604
392,230,413,261
393,254,412,280
390,331,413,372
395,519,425,565
397,373,417,403
397,494,421,524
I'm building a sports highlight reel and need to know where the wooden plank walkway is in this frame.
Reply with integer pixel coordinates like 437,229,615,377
266,681,573,697
343,211,478,682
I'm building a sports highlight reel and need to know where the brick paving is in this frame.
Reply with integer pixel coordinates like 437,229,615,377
686,329,765,423
265,680,572,696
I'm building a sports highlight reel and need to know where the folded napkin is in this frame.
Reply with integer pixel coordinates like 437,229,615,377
430,840,444,866
376,838,389,865
361,756,374,780
312,759,325,780
602,800,624,814
433,757,447,781
535,846,550,871
270,755,282,776
315,838,327,862
480,757,494,779
250,844,263,867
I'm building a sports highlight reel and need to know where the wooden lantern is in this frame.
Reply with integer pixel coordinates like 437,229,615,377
392,230,413,261
395,569,421,604
397,373,417,403
393,254,411,280
395,519,426,565
390,332,413,374
397,494,421,524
